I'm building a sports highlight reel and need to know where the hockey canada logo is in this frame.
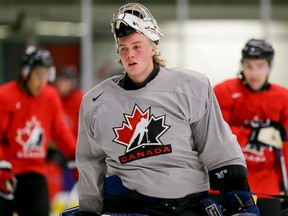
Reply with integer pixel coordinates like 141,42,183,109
113,104,172,164
15,115,45,158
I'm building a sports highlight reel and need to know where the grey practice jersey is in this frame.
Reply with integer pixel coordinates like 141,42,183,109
76,67,246,214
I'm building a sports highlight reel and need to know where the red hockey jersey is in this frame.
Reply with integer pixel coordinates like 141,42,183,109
214,78,288,195
0,81,76,176
60,89,84,138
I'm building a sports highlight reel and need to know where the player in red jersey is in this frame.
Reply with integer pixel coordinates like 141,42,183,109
47,66,84,200
54,66,84,138
214,39,288,216
0,46,76,216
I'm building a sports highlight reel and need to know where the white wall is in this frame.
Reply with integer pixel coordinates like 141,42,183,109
159,20,288,87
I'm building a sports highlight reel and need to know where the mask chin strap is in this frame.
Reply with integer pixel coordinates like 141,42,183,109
49,66,56,82
19,68,33,96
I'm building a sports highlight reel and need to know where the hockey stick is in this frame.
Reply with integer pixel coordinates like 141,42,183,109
102,214,148,216
60,206,148,216
277,149,288,195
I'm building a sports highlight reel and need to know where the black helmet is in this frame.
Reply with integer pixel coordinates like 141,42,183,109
21,46,55,81
57,66,78,80
241,39,274,65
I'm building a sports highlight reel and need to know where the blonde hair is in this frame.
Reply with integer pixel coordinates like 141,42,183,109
153,50,166,67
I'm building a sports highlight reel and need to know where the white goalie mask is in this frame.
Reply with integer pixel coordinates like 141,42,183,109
110,3,163,46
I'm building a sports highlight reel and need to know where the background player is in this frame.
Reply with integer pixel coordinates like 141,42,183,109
0,46,77,216
214,38,288,215
54,65,84,138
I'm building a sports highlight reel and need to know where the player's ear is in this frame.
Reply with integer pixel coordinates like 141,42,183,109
151,47,156,56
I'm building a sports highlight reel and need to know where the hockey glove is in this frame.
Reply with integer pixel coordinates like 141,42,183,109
225,190,259,216
249,120,286,150
0,160,17,200
201,197,226,216
201,190,259,216
67,160,79,181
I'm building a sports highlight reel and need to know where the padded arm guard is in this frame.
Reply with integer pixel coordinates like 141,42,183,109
209,165,249,197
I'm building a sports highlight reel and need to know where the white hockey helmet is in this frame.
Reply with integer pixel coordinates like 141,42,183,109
110,3,163,46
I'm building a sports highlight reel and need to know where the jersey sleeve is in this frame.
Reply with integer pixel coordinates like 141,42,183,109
213,82,233,123
279,90,288,178
50,90,76,160
192,79,246,171
76,96,106,214
0,93,12,160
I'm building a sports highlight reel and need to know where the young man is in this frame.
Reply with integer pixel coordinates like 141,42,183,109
0,46,77,216
54,66,84,138
214,39,288,216
64,3,260,216
48,66,84,199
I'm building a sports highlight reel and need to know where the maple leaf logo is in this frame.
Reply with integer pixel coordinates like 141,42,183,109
15,116,44,151
113,104,172,163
